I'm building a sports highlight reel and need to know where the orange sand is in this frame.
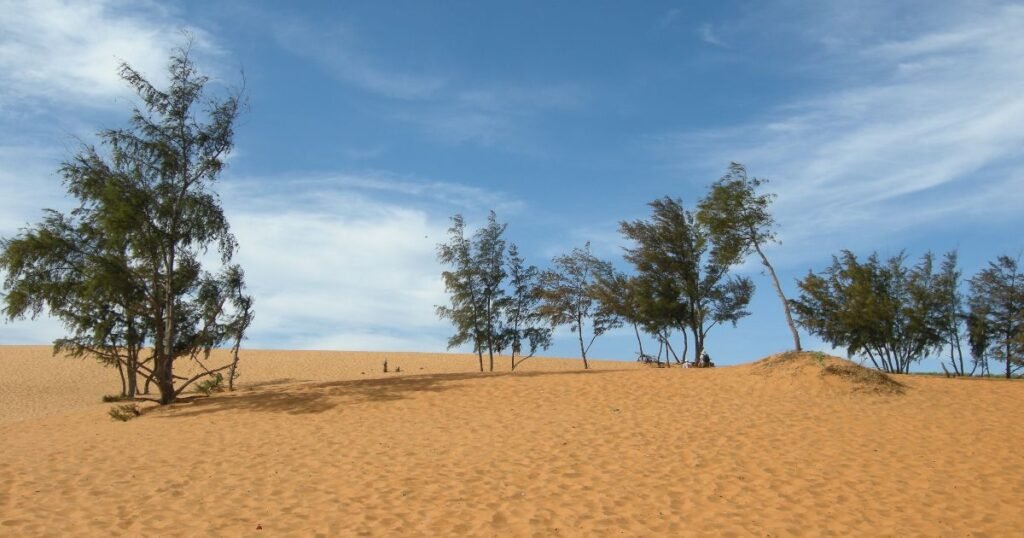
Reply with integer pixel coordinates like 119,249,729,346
1,345,1023,536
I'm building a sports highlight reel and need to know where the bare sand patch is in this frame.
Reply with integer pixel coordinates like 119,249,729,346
2,346,1022,535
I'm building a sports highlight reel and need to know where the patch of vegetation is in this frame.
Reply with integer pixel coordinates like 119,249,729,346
194,373,225,396
101,394,130,403
820,362,905,395
109,404,142,422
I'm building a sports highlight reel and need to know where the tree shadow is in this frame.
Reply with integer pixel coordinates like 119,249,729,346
155,369,618,419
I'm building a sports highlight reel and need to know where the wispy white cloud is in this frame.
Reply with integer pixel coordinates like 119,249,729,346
654,2,1024,266
268,17,584,151
0,0,217,110
392,84,584,150
659,8,682,30
697,23,727,47
271,20,446,101
223,171,525,216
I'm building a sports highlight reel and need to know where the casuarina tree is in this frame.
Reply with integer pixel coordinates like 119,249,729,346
502,243,552,370
537,243,621,369
436,214,487,371
620,197,753,364
697,162,801,351
0,43,253,405
790,250,945,374
967,255,1024,378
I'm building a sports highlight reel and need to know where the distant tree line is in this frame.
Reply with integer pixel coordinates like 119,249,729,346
437,163,800,369
0,45,253,404
791,250,1024,378
437,165,1022,378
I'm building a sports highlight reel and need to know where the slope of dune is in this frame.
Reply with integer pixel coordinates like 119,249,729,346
2,346,1023,536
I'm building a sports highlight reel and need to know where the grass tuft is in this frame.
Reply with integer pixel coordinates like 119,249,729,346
109,404,142,422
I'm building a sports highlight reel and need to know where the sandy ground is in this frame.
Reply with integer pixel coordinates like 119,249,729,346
1,346,1023,536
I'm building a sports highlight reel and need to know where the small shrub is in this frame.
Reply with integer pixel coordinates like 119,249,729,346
102,394,129,403
109,404,142,422
811,351,827,367
194,373,224,396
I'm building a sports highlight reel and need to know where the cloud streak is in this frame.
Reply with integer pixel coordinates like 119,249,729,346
697,23,727,47
269,17,584,152
0,0,216,109
654,2,1024,266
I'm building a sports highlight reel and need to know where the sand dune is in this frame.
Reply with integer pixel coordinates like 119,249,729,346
2,346,1023,536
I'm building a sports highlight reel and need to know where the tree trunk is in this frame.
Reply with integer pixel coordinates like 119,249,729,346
486,299,495,372
633,323,645,359
692,327,703,367
126,347,138,398
753,240,801,352
161,251,176,404
1006,339,1012,379
229,342,241,391
156,358,176,405
115,354,127,397
477,348,484,372
577,318,589,370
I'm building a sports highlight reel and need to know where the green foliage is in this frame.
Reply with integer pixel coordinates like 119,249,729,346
619,196,753,362
473,212,509,372
790,250,947,373
967,255,1024,378
0,43,253,405
436,214,483,360
537,242,622,368
696,162,777,250
194,373,225,396
697,163,802,351
502,244,552,369
109,404,142,422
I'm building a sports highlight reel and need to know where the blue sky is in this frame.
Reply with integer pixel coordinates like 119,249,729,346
1,1,1022,370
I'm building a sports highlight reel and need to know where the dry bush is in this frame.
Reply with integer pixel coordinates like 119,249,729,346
109,404,142,422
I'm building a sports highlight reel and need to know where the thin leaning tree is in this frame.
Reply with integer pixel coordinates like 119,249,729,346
537,243,621,370
697,163,801,351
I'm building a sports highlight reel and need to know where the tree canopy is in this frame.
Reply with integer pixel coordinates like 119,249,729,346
790,250,946,374
620,197,753,363
697,163,801,351
0,44,252,404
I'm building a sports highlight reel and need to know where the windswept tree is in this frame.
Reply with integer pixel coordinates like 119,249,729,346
537,243,621,369
437,211,513,372
591,271,650,362
502,243,552,370
790,250,945,374
0,44,253,404
473,211,508,372
967,255,1024,378
620,197,753,363
697,163,801,351
591,270,683,365
933,251,975,376
437,214,486,371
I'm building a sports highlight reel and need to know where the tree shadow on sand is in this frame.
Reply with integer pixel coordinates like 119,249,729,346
155,369,618,418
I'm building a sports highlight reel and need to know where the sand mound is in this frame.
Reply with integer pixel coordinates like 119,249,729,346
752,351,905,395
